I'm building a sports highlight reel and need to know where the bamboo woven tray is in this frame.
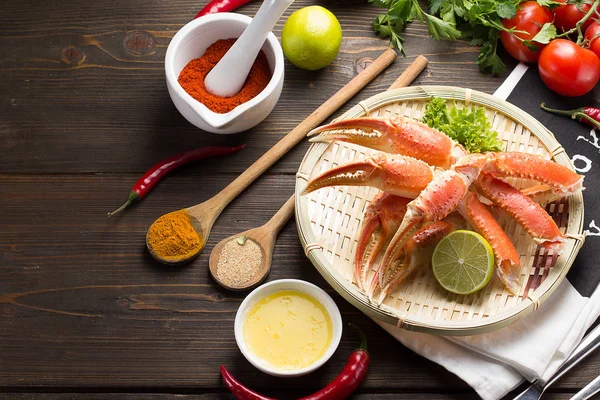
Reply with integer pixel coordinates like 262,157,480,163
295,86,585,336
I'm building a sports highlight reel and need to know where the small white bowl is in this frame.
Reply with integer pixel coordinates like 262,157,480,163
234,279,343,377
165,13,284,134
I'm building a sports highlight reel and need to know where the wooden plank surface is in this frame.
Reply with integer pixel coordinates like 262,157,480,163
0,0,514,175
0,0,596,398
2,174,600,394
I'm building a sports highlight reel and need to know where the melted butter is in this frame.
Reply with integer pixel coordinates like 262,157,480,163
243,290,333,370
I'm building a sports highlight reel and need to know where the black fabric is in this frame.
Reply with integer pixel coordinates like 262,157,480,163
506,67,600,297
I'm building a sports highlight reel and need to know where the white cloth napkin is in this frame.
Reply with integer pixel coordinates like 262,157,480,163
376,64,600,400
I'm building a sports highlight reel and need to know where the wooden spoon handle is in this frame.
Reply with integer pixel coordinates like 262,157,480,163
195,48,398,220
389,55,428,90
264,195,295,234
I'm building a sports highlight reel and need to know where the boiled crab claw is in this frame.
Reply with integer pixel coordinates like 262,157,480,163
303,152,434,199
369,214,465,305
355,193,465,303
354,193,410,291
308,116,466,169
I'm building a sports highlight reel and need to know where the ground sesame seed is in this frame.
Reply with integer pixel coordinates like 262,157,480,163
216,237,263,288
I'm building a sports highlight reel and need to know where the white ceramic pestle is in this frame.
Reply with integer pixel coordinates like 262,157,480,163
204,0,294,98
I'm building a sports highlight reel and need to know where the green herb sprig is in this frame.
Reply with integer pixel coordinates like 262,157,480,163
370,0,526,75
421,97,503,153
371,0,461,56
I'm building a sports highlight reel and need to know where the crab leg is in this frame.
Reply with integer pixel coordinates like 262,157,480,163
474,173,564,251
308,116,464,168
461,152,584,195
487,185,563,220
302,152,434,198
354,193,410,290
370,214,464,304
458,192,521,294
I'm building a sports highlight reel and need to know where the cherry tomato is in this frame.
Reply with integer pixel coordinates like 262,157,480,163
553,0,596,32
500,1,553,63
538,39,600,97
585,21,600,59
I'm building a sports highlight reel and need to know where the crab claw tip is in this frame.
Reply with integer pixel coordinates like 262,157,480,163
308,136,327,143
497,259,521,295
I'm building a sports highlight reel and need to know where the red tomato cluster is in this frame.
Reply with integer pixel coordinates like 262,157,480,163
499,1,600,97
554,0,595,31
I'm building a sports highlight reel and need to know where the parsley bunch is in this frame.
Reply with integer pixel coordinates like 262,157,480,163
370,0,523,74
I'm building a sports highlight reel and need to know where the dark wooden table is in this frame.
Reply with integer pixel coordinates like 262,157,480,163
1,0,598,399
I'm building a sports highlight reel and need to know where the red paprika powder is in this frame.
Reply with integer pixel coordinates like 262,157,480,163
178,39,272,114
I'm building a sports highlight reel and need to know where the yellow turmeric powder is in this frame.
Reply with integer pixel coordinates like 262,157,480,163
146,210,204,263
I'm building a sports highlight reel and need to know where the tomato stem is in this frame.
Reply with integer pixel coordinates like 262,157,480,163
555,0,600,43
497,24,530,42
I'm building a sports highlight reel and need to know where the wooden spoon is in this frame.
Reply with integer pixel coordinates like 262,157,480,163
206,55,429,288
146,48,398,265
209,196,294,290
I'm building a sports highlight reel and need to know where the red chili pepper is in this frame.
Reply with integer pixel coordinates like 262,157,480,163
540,102,600,130
299,325,369,400
195,0,254,18
220,366,276,400
221,324,369,400
108,144,245,217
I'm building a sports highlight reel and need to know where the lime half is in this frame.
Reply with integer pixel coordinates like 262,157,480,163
432,230,495,295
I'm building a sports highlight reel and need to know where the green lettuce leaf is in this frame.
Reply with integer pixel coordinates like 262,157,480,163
421,96,503,153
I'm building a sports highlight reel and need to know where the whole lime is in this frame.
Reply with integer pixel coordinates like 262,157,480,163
281,6,342,71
